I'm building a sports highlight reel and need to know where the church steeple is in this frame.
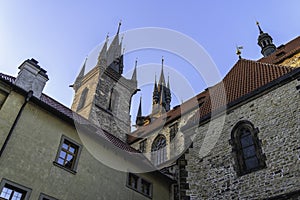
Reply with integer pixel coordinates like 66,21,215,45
71,21,138,142
152,57,172,116
256,21,276,57
107,21,124,74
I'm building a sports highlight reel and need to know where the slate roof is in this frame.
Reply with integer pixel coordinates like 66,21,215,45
0,73,138,153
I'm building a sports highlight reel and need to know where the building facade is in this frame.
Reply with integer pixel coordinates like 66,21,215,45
0,59,172,199
0,22,299,200
130,24,300,199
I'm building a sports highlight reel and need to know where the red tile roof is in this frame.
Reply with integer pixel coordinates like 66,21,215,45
258,36,300,64
183,59,296,130
128,58,296,143
0,73,138,153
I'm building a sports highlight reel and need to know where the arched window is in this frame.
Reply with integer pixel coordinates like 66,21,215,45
230,121,266,176
151,135,167,166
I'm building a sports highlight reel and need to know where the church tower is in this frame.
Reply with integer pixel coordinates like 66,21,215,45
71,22,138,142
152,58,171,118
256,21,276,57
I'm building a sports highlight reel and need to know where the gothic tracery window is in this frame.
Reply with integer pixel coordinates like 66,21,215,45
230,121,266,176
151,135,167,166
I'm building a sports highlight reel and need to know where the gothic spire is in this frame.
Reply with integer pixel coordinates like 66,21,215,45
106,22,123,74
153,74,159,104
72,58,87,91
136,96,145,126
97,34,108,65
158,57,166,87
131,59,138,81
137,96,142,117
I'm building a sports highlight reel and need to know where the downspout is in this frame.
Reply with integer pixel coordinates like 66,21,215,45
0,90,33,157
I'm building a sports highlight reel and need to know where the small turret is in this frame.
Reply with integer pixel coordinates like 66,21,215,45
256,21,276,57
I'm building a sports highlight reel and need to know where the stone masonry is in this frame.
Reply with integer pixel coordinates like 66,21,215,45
185,78,300,199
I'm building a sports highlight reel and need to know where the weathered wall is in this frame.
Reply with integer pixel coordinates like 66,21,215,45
186,78,300,199
0,90,170,200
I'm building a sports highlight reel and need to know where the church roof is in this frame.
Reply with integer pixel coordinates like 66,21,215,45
182,59,298,130
129,58,299,142
258,36,300,64
0,73,138,153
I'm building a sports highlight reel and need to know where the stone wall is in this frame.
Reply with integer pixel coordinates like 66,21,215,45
185,78,300,199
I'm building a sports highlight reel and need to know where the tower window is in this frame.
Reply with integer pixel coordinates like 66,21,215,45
230,121,266,176
151,134,167,166
77,87,89,111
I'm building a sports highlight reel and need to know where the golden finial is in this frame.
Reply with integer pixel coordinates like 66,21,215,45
236,46,243,59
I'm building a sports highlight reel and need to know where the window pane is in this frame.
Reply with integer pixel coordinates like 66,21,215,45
242,145,256,159
245,156,259,170
12,191,23,200
67,154,73,161
59,151,66,158
141,180,151,195
128,174,138,189
57,158,64,165
0,187,12,199
240,128,251,138
62,143,68,150
240,134,254,147
69,147,75,154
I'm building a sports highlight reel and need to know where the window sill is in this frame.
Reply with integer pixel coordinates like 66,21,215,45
53,161,77,175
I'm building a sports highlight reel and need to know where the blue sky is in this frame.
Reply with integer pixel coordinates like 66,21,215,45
0,1,299,124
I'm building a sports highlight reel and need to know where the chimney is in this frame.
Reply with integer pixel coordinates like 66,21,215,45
15,58,49,99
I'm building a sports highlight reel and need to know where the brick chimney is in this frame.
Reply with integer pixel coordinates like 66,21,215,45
15,58,49,98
